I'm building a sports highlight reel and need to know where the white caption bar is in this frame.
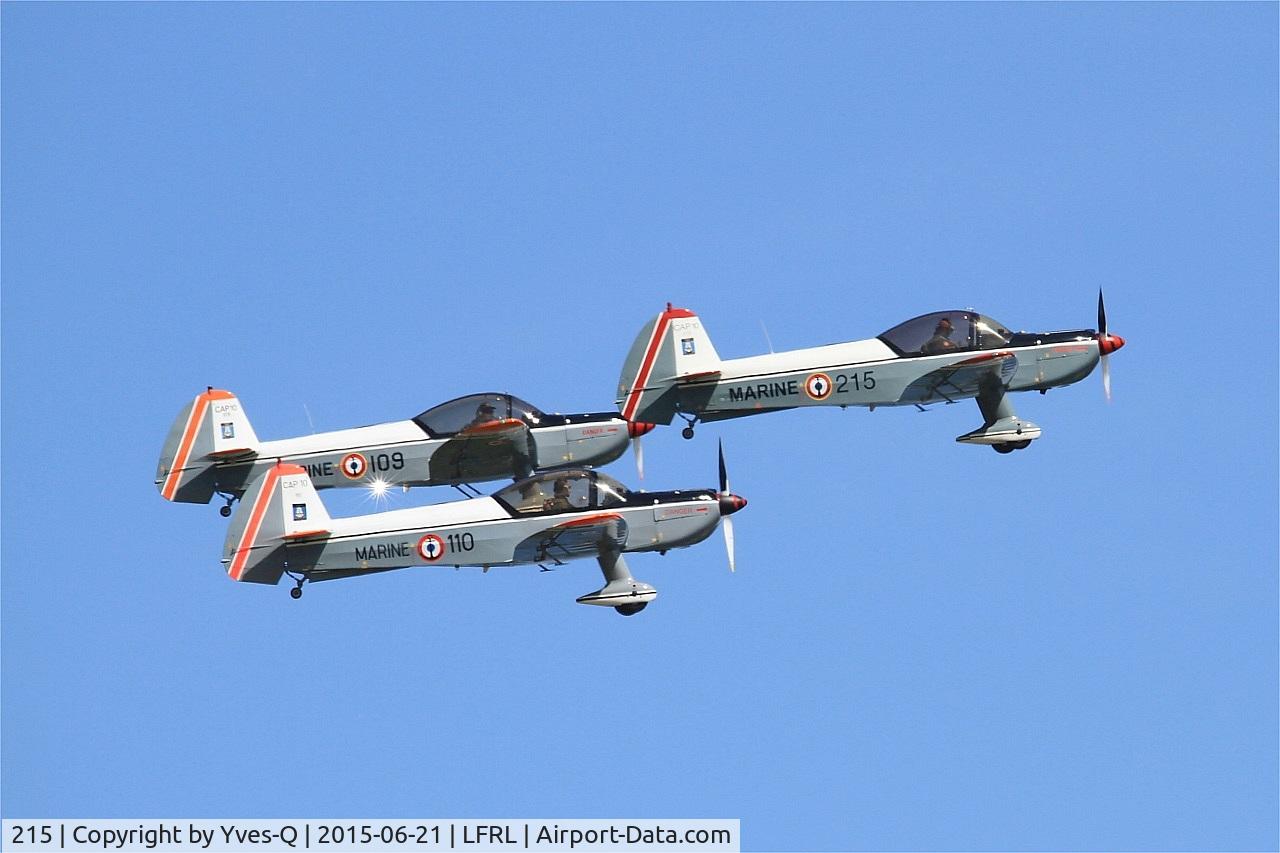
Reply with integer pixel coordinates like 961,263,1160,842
2,820,739,853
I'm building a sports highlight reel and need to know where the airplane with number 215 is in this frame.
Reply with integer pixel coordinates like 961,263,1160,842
617,292,1125,453
222,445,746,615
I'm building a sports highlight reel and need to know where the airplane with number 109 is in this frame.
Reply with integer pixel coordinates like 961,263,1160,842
617,292,1125,453
221,446,746,616
157,390,654,515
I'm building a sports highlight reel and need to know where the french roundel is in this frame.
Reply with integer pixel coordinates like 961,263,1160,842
340,453,367,479
804,372,833,401
417,534,446,562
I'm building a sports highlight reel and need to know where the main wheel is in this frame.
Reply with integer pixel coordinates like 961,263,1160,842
993,443,1015,454
681,427,695,440
219,505,232,517
1014,439,1032,450
289,587,303,600
615,602,647,616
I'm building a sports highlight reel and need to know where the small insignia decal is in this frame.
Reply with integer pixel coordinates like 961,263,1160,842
417,534,446,562
220,422,235,439
681,338,696,355
804,372,833,401
340,453,368,479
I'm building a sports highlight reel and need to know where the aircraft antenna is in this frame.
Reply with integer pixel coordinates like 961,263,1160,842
303,403,317,435
759,319,775,354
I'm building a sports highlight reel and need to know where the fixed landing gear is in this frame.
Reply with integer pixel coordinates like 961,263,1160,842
681,427,695,440
678,413,699,440
615,602,647,616
993,439,1033,454
217,493,238,517
286,571,308,600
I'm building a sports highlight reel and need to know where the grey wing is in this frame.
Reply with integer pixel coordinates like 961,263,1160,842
898,351,1019,404
512,513,629,564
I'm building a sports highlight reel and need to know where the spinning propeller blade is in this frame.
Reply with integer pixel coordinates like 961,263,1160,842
724,514,736,573
716,440,746,573
627,421,654,481
632,435,645,480
718,439,729,494
1095,289,1124,402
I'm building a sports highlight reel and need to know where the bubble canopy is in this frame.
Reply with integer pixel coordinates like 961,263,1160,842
491,469,631,517
877,311,1014,357
412,393,546,437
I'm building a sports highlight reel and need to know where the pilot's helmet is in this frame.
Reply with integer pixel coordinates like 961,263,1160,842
476,402,496,415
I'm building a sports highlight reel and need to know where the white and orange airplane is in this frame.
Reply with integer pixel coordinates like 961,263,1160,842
617,292,1125,453
158,390,653,515
220,445,746,615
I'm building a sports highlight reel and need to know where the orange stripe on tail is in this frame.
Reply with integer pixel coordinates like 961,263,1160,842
227,463,306,581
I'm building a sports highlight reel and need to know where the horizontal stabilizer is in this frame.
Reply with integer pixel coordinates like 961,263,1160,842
284,528,331,541
207,447,258,460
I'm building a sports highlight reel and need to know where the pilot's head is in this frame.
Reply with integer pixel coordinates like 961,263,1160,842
935,318,954,337
554,478,571,496
476,403,496,417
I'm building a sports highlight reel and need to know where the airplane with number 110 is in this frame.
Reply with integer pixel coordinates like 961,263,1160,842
221,445,746,615
617,292,1125,453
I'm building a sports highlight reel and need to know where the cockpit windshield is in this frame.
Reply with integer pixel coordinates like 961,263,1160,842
877,311,1012,357
492,470,630,517
413,393,546,437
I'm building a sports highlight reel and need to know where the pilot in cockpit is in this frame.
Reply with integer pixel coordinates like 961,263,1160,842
922,317,959,354
466,402,500,428
544,476,575,513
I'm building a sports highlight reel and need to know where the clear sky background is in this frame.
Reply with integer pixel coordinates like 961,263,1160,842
3,4,1276,851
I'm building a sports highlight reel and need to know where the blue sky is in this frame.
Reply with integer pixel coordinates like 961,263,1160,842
3,3,1276,850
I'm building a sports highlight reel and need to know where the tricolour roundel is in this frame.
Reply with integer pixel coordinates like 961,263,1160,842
417,534,446,562
340,452,367,479
804,372,833,401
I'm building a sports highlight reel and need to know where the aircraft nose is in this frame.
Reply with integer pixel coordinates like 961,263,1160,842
1098,333,1126,355
628,421,657,438
718,493,747,516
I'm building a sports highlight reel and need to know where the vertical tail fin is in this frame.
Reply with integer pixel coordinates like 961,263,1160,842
616,305,721,425
156,389,261,503
222,463,332,584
